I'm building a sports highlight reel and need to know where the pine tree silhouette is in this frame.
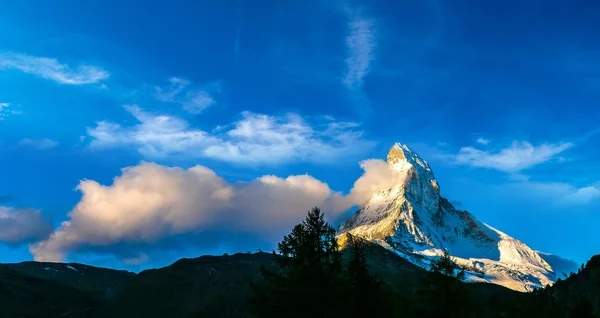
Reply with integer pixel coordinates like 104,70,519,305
430,249,465,281
419,249,470,317
249,207,346,318
345,235,394,317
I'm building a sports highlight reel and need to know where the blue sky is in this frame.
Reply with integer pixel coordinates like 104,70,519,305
0,0,599,270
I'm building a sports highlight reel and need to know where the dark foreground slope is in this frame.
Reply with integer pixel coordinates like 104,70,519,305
517,255,600,317
336,234,523,317
93,238,521,318
0,262,135,318
7,261,135,296
0,265,94,317
94,252,275,318
1,251,597,317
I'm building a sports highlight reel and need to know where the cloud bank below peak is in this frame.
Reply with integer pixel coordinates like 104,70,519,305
30,158,406,263
86,106,374,165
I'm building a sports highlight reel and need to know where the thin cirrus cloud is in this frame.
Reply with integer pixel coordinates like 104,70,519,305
452,141,573,173
0,103,15,120
0,102,22,120
18,138,59,150
502,180,600,207
30,158,406,263
154,77,217,114
560,186,600,206
154,77,191,102
342,9,377,89
0,52,109,85
476,137,490,145
0,206,53,245
86,105,373,165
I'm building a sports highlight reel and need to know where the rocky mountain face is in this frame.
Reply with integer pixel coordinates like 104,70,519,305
338,143,559,292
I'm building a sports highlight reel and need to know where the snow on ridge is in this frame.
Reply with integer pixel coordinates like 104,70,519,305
338,143,561,292
66,265,78,272
389,143,435,180
393,143,432,170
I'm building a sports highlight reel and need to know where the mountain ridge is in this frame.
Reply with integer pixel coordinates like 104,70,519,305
0,261,136,317
338,143,560,291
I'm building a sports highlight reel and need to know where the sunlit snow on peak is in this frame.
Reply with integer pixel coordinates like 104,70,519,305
339,143,561,292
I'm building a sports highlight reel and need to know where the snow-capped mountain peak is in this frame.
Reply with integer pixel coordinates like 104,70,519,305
338,143,559,292
388,143,434,176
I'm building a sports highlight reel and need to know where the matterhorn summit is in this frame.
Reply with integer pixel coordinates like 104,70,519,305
338,143,558,291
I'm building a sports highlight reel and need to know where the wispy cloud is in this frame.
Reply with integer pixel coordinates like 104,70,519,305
504,181,600,207
87,106,373,165
476,137,490,145
154,77,190,102
0,103,21,120
0,52,109,85
19,138,59,150
0,103,11,120
451,141,573,173
182,90,215,114
153,77,217,114
343,10,376,89
560,186,600,206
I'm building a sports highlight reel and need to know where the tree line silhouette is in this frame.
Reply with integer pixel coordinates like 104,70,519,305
248,207,600,318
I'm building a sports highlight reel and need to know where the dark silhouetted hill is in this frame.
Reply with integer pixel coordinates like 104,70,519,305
0,250,597,317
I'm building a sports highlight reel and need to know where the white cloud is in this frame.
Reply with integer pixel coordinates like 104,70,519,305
30,158,402,262
153,77,217,114
452,141,573,173
182,90,215,114
0,206,53,244
19,138,58,150
325,159,409,212
560,186,600,206
0,52,109,85
0,103,21,120
87,106,373,165
0,103,9,121
343,10,376,89
154,77,190,102
496,181,600,209
476,137,490,145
